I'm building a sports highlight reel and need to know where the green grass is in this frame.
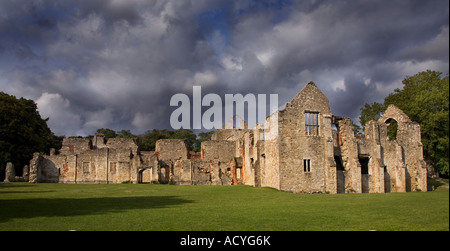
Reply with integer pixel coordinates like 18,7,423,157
0,182,448,231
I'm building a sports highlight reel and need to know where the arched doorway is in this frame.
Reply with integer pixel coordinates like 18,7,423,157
159,164,170,184
138,167,153,183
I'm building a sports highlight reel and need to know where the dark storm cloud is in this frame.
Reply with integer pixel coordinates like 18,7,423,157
0,0,448,135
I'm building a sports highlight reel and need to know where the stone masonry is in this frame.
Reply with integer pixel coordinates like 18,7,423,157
28,82,427,193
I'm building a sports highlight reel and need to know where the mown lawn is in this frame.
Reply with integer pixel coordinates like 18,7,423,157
0,182,448,231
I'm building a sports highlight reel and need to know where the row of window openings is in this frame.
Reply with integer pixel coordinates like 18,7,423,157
82,162,118,174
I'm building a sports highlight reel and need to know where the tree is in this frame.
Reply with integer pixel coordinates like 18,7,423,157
96,128,117,138
359,102,386,131
359,70,449,175
138,129,175,151
0,92,61,179
358,101,397,140
116,129,136,138
170,129,197,151
194,131,215,151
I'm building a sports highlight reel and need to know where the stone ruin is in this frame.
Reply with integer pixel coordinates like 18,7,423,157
26,82,427,193
3,162,29,182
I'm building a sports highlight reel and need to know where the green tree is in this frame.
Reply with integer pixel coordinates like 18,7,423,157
193,131,215,152
0,92,61,179
170,129,197,151
96,128,117,138
138,129,174,151
359,70,449,175
358,101,397,140
116,129,136,138
359,102,386,131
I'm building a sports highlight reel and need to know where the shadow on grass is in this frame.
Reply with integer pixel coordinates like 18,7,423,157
0,196,194,223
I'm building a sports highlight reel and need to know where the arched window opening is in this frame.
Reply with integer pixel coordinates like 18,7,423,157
385,118,398,141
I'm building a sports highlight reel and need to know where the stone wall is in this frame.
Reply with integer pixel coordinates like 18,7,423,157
30,136,141,184
155,139,189,161
337,118,361,193
201,140,236,161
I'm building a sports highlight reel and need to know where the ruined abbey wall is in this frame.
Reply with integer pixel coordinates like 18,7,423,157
28,82,427,193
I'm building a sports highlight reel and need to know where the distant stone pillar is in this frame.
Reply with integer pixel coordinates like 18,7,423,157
23,165,29,182
4,162,15,182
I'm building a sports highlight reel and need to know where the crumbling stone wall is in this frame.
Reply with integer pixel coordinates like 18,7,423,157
361,120,385,193
201,140,235,161
30,135,140,184
377,105,427,192
336,118,362,193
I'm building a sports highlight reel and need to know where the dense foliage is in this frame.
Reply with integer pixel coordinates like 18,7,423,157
0,92,62,179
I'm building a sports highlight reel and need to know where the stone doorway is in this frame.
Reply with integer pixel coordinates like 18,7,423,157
138,168,153,183
359,157,370,193
335,156,345,193
159,165,170,184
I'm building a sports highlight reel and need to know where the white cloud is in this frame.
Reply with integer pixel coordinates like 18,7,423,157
332,79,346,92
36,92,83,136
221,55,243,72
83,108,113,131
132,112,152,132
256,49,275,68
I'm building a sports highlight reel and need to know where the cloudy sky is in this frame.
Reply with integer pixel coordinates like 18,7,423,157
0,0,448,136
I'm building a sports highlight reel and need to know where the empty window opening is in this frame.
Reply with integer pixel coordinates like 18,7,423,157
334,156,344,171
303,159,311,173
359,157,369,174
385,118,398,141
305,112,319,136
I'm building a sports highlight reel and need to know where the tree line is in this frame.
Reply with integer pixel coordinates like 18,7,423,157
96,128,214,152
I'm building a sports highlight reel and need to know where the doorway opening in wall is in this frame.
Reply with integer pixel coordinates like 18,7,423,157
359,156,369,193
138,168,152,184
335,156,345,193
159,166,170,184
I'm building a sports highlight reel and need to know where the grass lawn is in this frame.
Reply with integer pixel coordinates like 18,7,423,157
0,182,448,231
